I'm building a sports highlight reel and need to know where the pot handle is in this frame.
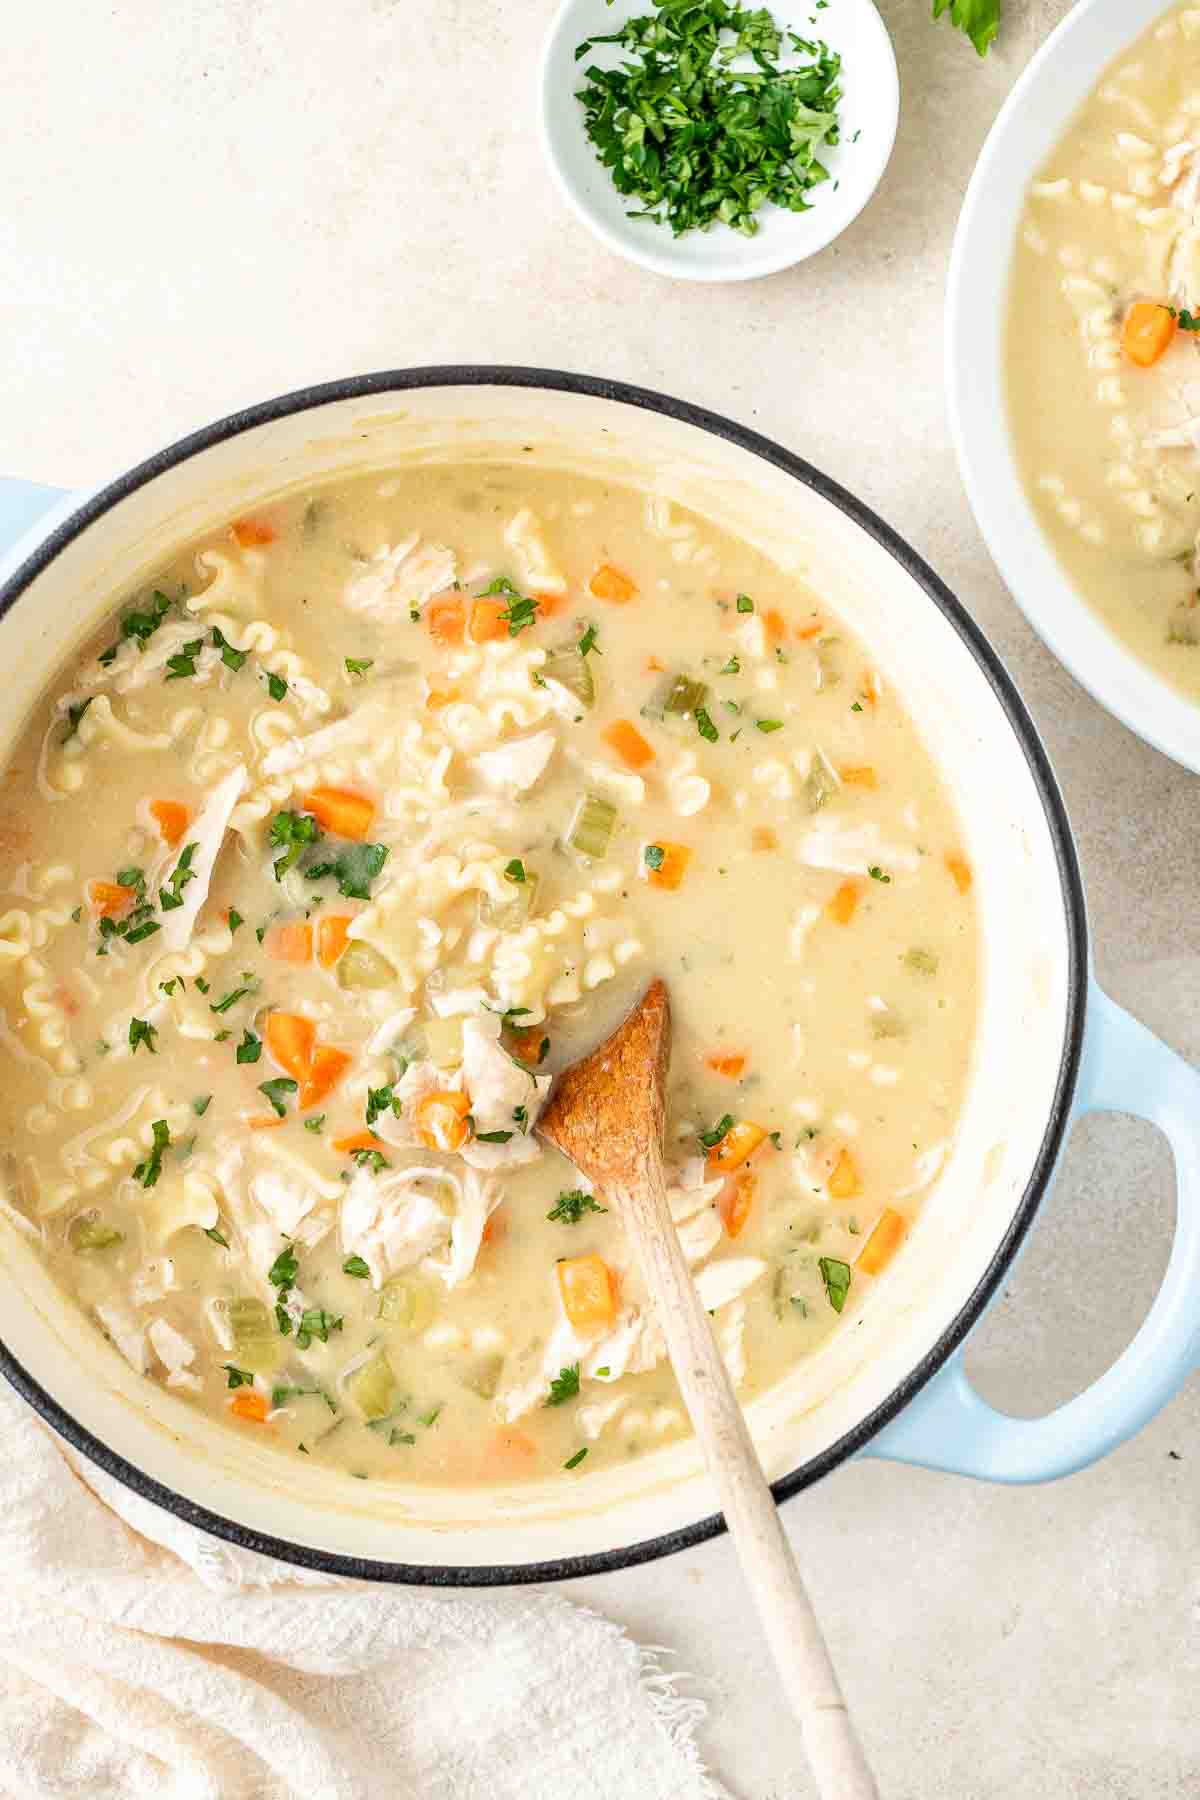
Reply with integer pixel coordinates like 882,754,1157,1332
867,982,1200,1482
0,479,71,560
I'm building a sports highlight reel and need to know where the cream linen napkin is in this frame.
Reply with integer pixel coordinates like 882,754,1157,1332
0,1384,726,1800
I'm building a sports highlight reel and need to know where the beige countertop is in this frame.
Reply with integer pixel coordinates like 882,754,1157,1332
2,1,1197,1792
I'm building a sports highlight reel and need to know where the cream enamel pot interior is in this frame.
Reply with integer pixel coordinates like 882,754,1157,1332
946,0,1200,774
1,369,1198,1586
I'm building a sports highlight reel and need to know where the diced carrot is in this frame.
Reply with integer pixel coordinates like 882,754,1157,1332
764,608,787,644
425,687,461,713
415,1090,472,1153
265,921,313,964
839,766,878,789
88,880,135,918
718,1169,756,1239
299,1045,352,1111
509,1026,548,1066
557,1253,619,1331
705,1050,746,1079
826,881,860,926
945,852,972,895
856,1207,907,1277
468,598,510,643
751,825,779,852
316,914,352,969
302,786,375,841
265,1011,316,1081
827,1147,861,1200
149,800,190,847
532,590,563,618
428,596,465,646
588,564,637,604
333,1129,383,1153
645,655,666,674
643,841,692,891
707,1120,768,1173
246,1114,286,1130
231,517,276,548
861,670,883,706
602,718,655,771
795,617,824,640
482,1428,538,1477
230,1388,269,1422
1121,300,1176,368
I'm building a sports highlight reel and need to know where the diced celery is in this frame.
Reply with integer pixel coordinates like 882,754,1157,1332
345,1350,396,1421
642,672,709,722
423,1016,464,1069
336,941,396,991
378,1277,437,1332
462,1354,505,1400
228,1296,282,1373
542,646,595,708
805,750,840,814
478,869,539,930
68,1213,123,1252
567,792,617,859
903,947,938,976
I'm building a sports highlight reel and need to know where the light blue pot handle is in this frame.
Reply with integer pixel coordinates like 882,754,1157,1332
0,478,72,563
869,981,1200,1482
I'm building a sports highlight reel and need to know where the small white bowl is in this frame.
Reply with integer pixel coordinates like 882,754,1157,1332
947,0,1200,773
539,0,899,283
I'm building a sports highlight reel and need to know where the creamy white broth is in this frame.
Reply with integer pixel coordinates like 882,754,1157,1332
0,465,977,1485
1008,2,1200,701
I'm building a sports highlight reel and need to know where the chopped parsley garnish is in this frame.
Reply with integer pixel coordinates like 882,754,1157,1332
100,589,171,662
192,1094,212,1116
305,841,389,900
71,906,83,923
165,638,204,680
643,844,666,871
159,978,179,996
365,1084,401,1127
227,909,244,933
128,1017,158,1055
694,706,719,743
258,1077,298,1118
195,976,210,994
481,576,539,636
304,1114,326,1133
564,1447,588,1470
546,1364,581,1407
133,1118,170,1187
1177,306,1200,332
578,623,600,656
159,842,198,911
61,698,93,743
719,656,740,675
418,1405,443,1428
513,1104,529,1134
736,594,755,614
223,1365,255,1389
211,626,248,672
351,1147,391,1173
474,1129,513,1144
698,1112,735,1149
547,1190,608,1224
345,657,374,676
269,1245,299,1290
867,865,891,884
269,809,322,881
818,1256,852,1314
205,1226,230,1248
575,6,842,238
265,671,289,702
210,976,257,1014
342,1255,371,1279
296,1307,343,1348
756,718,783,733
236,1029,262,1065
504,858,527,884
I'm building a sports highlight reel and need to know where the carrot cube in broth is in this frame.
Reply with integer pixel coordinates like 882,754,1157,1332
265,922,313,964
231,517,276,548
415,1090,472,1153
299,1044,353,1111
839,766,878,790
428,596,465,646
826,881,860,926
333,1129,384,1154
316,914,352,969
751,825,778,852
718,1169,756,1239
945,852,972,895
302,786,375,841
88,880,135,918
602,719,655,770
1121,300,1176,368
588,564,637,604
705,1051,746,1079
558,1253,619,1331
229,1389,269,1422
264,1011,316,1080
707,1119,768,1173
149,800,190,846
827,1147,861,1200
856,1207,907,1277
468,599,510,643
764,608,787,643
642,840,692,891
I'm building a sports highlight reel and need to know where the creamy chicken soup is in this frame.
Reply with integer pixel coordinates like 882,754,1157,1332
1009,3,1200,700
0,466,977,1485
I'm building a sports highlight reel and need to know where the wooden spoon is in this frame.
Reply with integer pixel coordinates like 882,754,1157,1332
539,978,879,1800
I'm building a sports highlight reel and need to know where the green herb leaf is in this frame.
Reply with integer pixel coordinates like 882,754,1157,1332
295,1307,343,1348
268,809,322,881
345,657,374,676
205,1226,230,1248
236,1029,262,1065
192,1094,212,1116
266,671,289,702
475,1129,514,1143
365,1084,401,1127
223,1364,255,1389
159,842,198,912
211,625,248,672
564,1447,588,1470
165,638,204,681
868,865,891,884
818,1256,852,1313
342,1255,371,1279
62,698,93,743
736,594,755,614
931,0,1000,56
698,1112,734,1149
546,1364,581,1407
133,1118,170,1188
258,1077,298,1118
351,1147,391,1173
305,841,389,901
694,707,719,743
547,1190,608,1224
228,909,244,933
578,623,600,656
269,1246,299,1290
210,977,257,1014
756,718,783,733
643,844,666,871
128,1017,158,1055
304,1114,326,1133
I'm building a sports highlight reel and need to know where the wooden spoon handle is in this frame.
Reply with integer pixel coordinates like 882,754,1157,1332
616,1167,879,1800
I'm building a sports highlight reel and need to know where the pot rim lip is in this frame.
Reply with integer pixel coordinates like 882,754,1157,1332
0,365,1089,1586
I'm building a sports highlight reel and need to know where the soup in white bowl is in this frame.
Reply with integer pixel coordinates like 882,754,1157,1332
0,461,978,1488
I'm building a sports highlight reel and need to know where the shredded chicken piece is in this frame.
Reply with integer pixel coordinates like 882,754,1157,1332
159,764,246,953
